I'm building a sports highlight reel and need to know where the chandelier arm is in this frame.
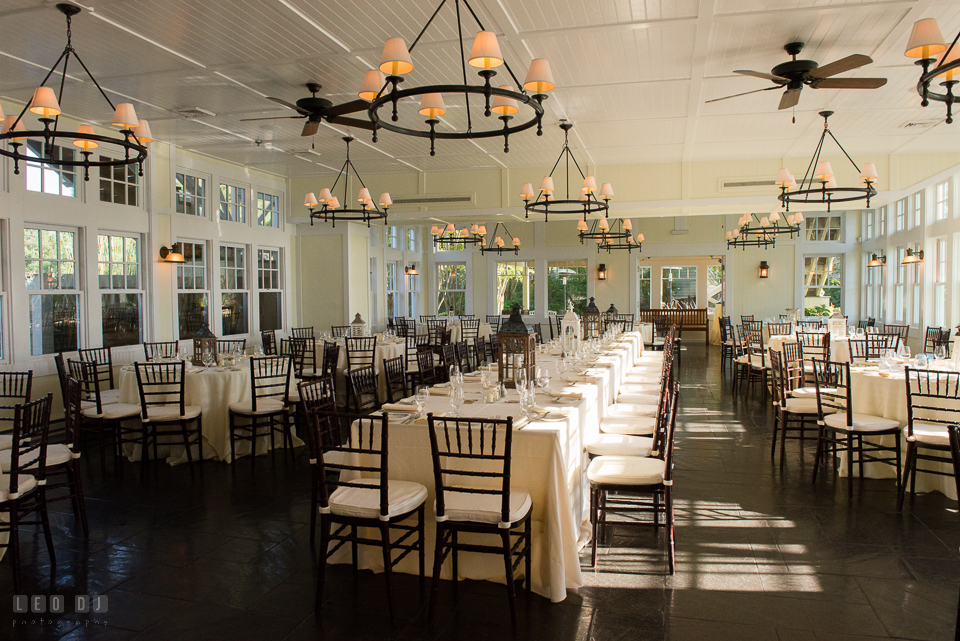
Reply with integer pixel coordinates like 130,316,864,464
328,159,349,195
70,49,119,111
9,49,70,130
48,49,73,150
825,129,862,173
460,0,525,91
408,0,449,54
347,159,383,214
454,0,474,131
799,129,828,191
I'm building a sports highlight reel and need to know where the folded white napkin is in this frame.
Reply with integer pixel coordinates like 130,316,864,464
429,387,451,396
381,403,419,413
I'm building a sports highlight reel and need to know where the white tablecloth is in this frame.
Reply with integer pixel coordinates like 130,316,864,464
767,333,851,362
118,365,302,464
326,332,646,603
334,339,405,400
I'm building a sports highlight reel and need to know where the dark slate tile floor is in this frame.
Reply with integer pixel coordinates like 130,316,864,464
3,344,959,639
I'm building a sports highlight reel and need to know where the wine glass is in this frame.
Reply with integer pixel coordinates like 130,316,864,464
520,384,536,419
449,365,462,387
935,345,947,362
536,367,551,397
556,356,567,381
449,386,465,417
515,366,527,390
202,347,215,369
415,387,430,419
900,345,911,360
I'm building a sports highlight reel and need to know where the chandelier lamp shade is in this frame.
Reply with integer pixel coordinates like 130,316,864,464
0,4,150,180
303,136,389,228
776,111,877,213
578,217,643,253
479,222,521,255
904,17,960,123
431,222,486,249
362,0,552,156
724,210,803,249
523,121,612,222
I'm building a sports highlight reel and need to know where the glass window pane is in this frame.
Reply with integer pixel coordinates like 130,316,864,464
29,293,79,355
221,293,248,335
102,293,142,348
178,293,207,339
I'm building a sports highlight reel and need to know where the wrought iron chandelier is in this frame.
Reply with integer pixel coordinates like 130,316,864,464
725,211,803,249
479,222,520,255
578,217,643,253
303,136,390,227
522,121,612,222
776,111,878,213
363,0,552,156
431,223,486,249
0,4,151,181
904,18,960,123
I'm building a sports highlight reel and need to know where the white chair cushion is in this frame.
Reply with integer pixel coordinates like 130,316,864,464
618,383,661,395
782,398,819,414
0,444,76,473
600,414,657,436
298,368,318,378
585,434,654,457
437,489,532,526
616,393,661,406
100,388,121,404
612,399,658,415
587,455,666,486
0,472,37,502
906,421,950,447
823,412,900,432
620,375,660,385
229,398,286,416
790,386,819,398
0,434,10,452
328,478,427,520
287,390,301,403
735,354,765,368
81,403,142,421
144,405,203,422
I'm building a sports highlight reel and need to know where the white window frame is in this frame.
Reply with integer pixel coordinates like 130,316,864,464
219,182,247,224
894,246,905,322
406,228,417,252
97,233,144,348
878,207,887,237
912,191,923,229
386,226,399,249
496,260,535,315
802,256,842,315
437,262,467,316
935,238,948,328
661,266,698,309
257,247,283,333
25,140,77,198
895,198,907,232
936,180,951,221
98,158,140,207
175,171,208,217
256,191,282,229
176,240,209,340
386,261,399,319
24,225,81,356
865,211,874,240
805,215,843,242
219,243,249,336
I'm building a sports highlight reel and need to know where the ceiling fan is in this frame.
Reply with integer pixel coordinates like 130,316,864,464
707,42,888,115
241,82,375,136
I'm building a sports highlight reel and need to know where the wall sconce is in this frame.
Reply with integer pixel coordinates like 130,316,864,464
867,253,886,267
901,248,924,265
597,264,607,281
759,261,769,278
405,265,418,275
159,245,185,263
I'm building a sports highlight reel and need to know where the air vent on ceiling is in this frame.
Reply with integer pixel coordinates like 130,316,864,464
175,107,216,119
900,119,940,130
720,178,777,189
391,195,473,205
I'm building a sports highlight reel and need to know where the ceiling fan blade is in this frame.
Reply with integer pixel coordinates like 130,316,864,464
734,70,789,83
239,115,305,122
324,99,370,118
268,96,312,116
812,77,887,89
326,116,377,131
301,120,321,137
705,85,782,104
779,87,801,110
808,54,872,79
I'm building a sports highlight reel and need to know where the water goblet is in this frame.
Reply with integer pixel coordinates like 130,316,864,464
556,356,567,381
935,345,947,362
515,366,527,390
536,367,551,397
415,387,430,419
449,386,465,417
520,384,536,419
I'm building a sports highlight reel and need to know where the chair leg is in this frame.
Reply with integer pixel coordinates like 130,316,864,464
380,523,395,623
898,443,915,510
812,425,824,484
590,486,599,568
771,412,780,459
9,500,21,593
70,464,90,537
418,506,426,598
524,520,532,595
501,529,518,630
780,411,789,467
666,487,675,575
847,434,854,498
316,515,330,608
309,470,318,546
39,489,56,565
428,523,445,622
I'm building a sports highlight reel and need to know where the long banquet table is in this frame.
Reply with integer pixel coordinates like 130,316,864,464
326,331,649,602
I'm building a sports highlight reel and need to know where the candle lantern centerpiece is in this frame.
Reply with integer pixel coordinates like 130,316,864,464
351,312,368,337
192,317,218,366
604,303,619,332
828,308,846,339
561,301,581,356
583,297,602,339
497,303,536,389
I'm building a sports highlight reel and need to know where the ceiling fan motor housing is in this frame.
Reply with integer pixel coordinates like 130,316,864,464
771,59,819,81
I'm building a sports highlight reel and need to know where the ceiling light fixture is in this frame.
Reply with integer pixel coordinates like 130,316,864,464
578,217,642,253
905,18,960,123
725,209,802,249
0,4,150,180
364,0,552,156
522,121,611,222
479,222,520,255
431,222,486,249
777,111,877,212
303,136,390,228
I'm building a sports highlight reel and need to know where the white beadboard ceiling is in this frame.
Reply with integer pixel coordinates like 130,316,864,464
1,0,958,178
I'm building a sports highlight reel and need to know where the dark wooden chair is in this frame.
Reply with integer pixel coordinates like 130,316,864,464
427,319,448,346
898,369,960,511
460,319,481,344
347,364,380,414
533,323,544,344
924,327,945,354
473,337,488,368
217,339,246,355
796,320,823,331
345,336,378,371
292,326,314,339
0,394,55,593
39,376,89,535
261,330,278,355
883,323,909,343
296,376,337,544
309,409,426,619
454,341,472,373
290,337,319,380
132,361,204,477
719,322,735,370
228,356,292,468
331,325,350,338
426,413,532,628
488,334,500,363
416,350,438,388
78,346,120,405
768,322,792,336
143,341,179,360
0,371,33,428
440,344,458,381
588,382,678,575
769,349,818,466
383,356,408,404
71,359,141,473
811,359,902,497
320,340,340,378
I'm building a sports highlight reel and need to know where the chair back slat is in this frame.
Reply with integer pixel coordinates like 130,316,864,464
143,341,179,360
905,368,960,439
78,346,115,390
134,361,187,419
292,326,314,339
345,336,378,371
218,339,246,356
248,356,292,411
347,364,380,413
0,371,33,425
383,356,407,403
7,394,53,493
427,415,515,524
460,319,481,343
812,359,852,424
